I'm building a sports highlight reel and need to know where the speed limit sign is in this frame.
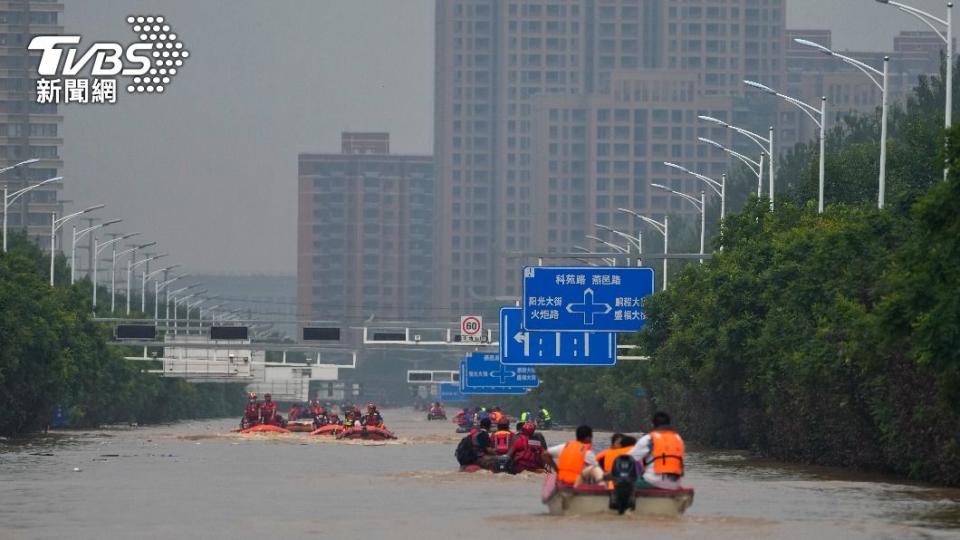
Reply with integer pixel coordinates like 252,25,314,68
460,315,482,338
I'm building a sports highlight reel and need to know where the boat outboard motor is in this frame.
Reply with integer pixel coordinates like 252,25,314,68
609,455,639,514
493,455,513,474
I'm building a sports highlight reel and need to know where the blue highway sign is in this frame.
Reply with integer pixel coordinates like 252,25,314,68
462,352,539,388
500,307,616,366
458,360,531,395
522,266,655,332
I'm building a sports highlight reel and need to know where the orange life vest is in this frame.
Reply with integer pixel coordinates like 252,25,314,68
644,430,684,476
601,446,635,475
601,445,635,488
492,430,513,455
557,440,591,484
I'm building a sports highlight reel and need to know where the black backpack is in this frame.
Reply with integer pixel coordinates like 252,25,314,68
455,433,478,465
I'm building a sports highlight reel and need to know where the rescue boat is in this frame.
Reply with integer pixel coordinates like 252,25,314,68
240,424,291,434
310,424,346,436
541,474,694,516
335,425,397,441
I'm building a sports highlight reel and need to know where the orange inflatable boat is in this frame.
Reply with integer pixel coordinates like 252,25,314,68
310,424,346,437
240,424,290,434
335,426,397,441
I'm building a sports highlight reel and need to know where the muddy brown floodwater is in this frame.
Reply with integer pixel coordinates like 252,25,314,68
1,408,958,540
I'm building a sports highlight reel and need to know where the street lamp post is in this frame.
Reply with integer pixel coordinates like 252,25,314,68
585,234,629,266
664,162,726,221
596,223,643,266
172,291,205,336
72,219,121,284
92,233,140,309
794,39,889,209
699,116,775,210
127,251,165,315
618,208,669,290
875,0,952,180
166,283,201,323
572,245,615,267
699,137,765,198
652,184,706,264
142,264,179,313
114,241,155,313
3,173,61,252
49,204,103,286
186,298,209,335
154,274,191,322
745,80,828,213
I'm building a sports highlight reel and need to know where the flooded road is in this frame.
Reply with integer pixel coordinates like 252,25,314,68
1,408,958,540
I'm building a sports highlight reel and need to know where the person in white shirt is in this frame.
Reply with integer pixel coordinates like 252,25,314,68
628,412,685,489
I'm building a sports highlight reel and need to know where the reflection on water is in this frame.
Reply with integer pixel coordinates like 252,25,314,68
0,410,958,540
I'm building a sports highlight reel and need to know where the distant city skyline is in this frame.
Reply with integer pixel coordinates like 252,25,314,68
57,0,953,275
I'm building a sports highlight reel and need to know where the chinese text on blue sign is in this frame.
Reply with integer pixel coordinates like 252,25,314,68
522,266,655,332
500,307,616,366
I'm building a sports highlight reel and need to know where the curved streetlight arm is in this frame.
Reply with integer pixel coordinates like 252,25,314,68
0,158,39,176
617,208,666,235
115,241,156,259
879,1,948,40
54,204,104,231
651,183,703,211
168,283,201,296
585,234,628,254
698,115,770,154
158,274,191,290
698,138,761,175
663,162,723,195
595,223,641,251
6,176,62,205
793,39,884,90
75,219,121,240
130,252,168,269
145,264,180,280
95,232,141,255
744,80,823,127
174,290,207,305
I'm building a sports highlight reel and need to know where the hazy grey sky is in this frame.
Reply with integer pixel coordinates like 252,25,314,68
61,0,949,274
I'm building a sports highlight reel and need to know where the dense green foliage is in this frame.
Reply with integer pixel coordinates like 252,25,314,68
514,61,960,485
0,236,244,436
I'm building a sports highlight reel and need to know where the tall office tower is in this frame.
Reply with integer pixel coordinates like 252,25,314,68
434,0,785,313
530,71,736,260
0,2,64,248
297,133,433,327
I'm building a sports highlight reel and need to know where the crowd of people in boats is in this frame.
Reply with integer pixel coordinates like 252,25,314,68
455,410,686,490
454,406,553,432
241,392,386,431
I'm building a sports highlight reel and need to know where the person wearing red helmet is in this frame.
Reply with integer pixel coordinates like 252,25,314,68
260,393,279,426
507,422,550,473
361,402,384,428
242,392,260,429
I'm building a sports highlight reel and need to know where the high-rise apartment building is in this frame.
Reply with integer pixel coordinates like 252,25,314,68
0,1,64,248
434,0,785,312
297,133,433,326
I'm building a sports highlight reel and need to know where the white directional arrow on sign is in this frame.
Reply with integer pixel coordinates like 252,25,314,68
514,331,529,356
566,288,612,325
